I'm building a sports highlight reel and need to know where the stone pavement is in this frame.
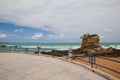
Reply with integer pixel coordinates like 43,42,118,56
0,53,107,80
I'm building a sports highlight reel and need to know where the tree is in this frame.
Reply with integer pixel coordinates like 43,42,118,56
80,33,90,40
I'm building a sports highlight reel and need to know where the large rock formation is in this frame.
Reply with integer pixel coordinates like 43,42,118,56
41,34,120,57
78,34,120,56
80,34,101,50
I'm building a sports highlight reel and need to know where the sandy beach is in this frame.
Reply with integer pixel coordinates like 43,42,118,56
0,53,108,80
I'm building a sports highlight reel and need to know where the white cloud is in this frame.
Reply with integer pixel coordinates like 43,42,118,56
0,0,120,42
14,29,23,33
31,33,43,39
47,33,64,39
0,33,7,38
104,28,113,33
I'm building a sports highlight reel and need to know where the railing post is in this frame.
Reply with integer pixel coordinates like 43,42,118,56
91,55,94,68
93,55,96,64
25,48,28,52
37,46,41,54
89,55,91,63
89,54,96,69
68,47,73,61
11,46,14,53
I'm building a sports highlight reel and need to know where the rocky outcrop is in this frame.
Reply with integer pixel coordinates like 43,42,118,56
41,34,120,57
96,47,120,57
41,50,68,57
78,34,120,56
80,34,101,51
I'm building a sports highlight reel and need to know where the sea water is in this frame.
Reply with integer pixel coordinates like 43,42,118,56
0,42,120,52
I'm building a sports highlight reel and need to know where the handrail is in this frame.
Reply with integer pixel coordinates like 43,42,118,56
0,47,38,53
73,54,120,74
95,63,120,74
75,57,90,63
96,56,120,63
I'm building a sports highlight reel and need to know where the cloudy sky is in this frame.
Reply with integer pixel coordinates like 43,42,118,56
0,0,120,43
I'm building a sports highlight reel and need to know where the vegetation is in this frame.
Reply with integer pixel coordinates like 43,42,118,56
81,33,90,41
81,33,98,41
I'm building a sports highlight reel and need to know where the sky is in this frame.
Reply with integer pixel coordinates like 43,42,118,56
0,0,120,43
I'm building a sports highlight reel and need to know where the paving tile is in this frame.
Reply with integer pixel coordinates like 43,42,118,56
0,53,107,80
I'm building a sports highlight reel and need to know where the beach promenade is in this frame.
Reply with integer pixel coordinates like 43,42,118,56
0,53,107,80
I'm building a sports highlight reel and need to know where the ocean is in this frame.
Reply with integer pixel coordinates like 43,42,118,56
0,42,120,53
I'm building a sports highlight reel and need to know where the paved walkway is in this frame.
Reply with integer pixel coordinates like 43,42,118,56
0,53,107,80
